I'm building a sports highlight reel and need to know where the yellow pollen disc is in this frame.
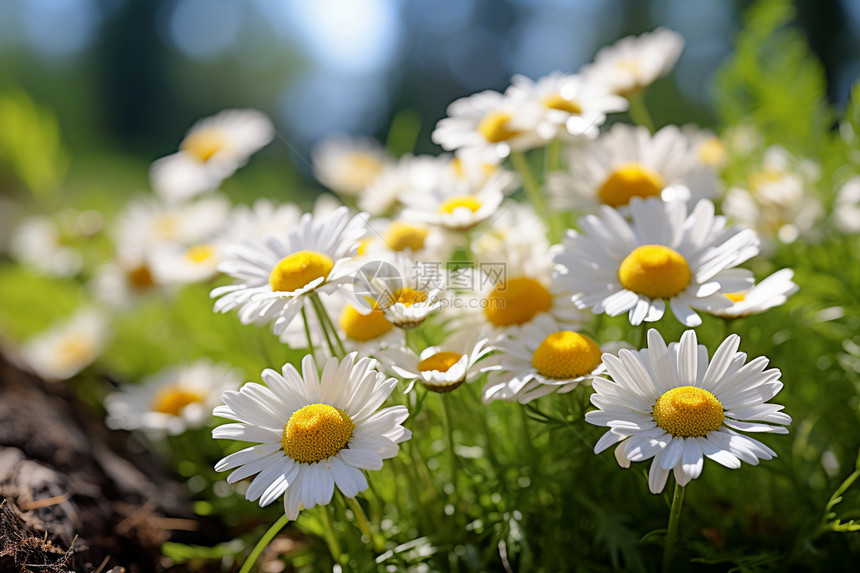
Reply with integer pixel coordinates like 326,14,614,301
477,110,521,143
128,264,156,290
186,244,215,263
282,403,354,463
542,94,583,115
385,221,429,251
724,292,746,303
345,153,385,189
181,128,226,163
652,386,724,437
484,276,553,327
57,339,93,368
748,168,783,191
618,245,691,299
356,238,372,256
151,386,204,417
154,214,179,240
698,138,726,166
418,352,463,373
269,250,334,292
531,331,601,379
387,288,428,307
438,195,483,214
597,162,666,208
338,304,393,342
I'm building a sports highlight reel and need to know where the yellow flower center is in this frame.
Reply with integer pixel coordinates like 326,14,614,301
385,221,429,251
531,331,601,379
56,338,94,369
697,138,726,166
418,352,463,373
128,264,156,290
652,386,724,437
484,276,553,327
450,157,497,181
181,128,227,162
186,244,215,263
477,111,521,143
269,250,334,292
748,168,784,192
385,288,428,307
151,386,204,417
338,304,393,342
438,195,483,214
597,162,666,208
282,403,355,463
618,245,691,299
721,291,745,304
154,214,179,240
542,94,582,115
345,153,385,189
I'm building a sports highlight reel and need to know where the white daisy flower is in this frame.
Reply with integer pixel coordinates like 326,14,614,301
354,253,443,330
548,123,717,212
212,352,411,520
449,255,587,340
115,195,231,250
150,109,275,204
211,206,366,335
709,269,798,319
506,72,627,140
225,199,303,245
833,176,860,234
432,89,546,164
553,198,759,327
723,146,823,248
90,245,164,310
361,217,456,262
587,329,791,494
581,27,684,97
105,359,242,436
356,154,438,216
20,308,110,381
312,135,390,198
469,201,548,270
150,242,222,285
481,314,604,404
399,170,518,232
9,215,83,277
378,332,492,393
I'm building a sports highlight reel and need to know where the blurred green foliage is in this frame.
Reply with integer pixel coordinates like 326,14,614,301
0,88,69,198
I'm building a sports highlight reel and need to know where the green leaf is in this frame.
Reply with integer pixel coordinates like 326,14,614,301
714,0,832,157
0,88,69,198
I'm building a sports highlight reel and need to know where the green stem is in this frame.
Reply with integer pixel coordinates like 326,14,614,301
511,150,562,242
238,514,290,573
314,292,347,357
320,503,345,565
309,293,342,359
346,495,384,553
440,393,460,490
628,92,655,133
662,483,686,573
300,305,316,361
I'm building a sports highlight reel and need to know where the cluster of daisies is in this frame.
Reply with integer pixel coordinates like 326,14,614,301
13,25,850,531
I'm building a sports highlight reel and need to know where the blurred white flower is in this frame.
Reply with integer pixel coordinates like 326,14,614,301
10,215,82,277
581,27,684,97
150,109,274,204
105,359,242,436
20,307,109,381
